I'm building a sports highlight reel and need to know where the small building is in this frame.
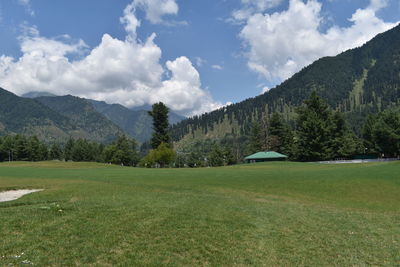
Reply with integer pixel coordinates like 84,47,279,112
245,151,288,163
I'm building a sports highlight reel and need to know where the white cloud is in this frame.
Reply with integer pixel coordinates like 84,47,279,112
195,57,206,67
0,3,222,117
133,0,178,24
120,2,141,41
211,64,223,70
242,0,284,11
232,0,285,22
18,0,35,16
157,57,222,115
238,0,399,83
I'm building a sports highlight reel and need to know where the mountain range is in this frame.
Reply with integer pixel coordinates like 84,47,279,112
87,99,184,143
0,90,184,143
1,24,399,146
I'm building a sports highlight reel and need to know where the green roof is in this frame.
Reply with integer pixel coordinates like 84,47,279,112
244,151,288,160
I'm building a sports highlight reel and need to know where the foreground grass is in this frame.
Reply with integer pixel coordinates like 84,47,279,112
0,161,399,266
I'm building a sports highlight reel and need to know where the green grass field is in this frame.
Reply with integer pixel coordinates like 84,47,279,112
0,161,399,266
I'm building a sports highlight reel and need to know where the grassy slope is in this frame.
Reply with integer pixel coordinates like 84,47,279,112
0,161,399,266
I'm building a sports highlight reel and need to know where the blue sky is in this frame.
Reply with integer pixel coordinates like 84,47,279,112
0,0,399,116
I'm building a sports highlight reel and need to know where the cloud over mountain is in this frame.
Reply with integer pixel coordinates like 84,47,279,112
237,0,398,84
0,0,222,116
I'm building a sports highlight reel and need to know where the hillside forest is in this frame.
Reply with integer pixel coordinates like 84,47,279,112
1,93,399,167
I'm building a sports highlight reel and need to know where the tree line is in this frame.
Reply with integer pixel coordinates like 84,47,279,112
175,91,399,166
0,96,398,166
0,135,139,166
241,91,399,161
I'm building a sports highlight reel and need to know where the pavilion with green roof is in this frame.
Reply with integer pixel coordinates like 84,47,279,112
244,151,288,163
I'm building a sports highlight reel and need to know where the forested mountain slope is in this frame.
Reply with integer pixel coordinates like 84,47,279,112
0,88,73,140
0,88,122,143
171,24,400,142
13,89,185,143
35,95,125,143
89,100,185,143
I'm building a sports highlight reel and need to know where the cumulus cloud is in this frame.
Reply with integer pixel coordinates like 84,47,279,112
0,1,222,116
120,2,141,41
238,0,399,83
18,0,35,16
157,57,222,114
133,0,178,24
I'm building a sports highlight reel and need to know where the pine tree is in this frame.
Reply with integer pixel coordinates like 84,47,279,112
50,143,63,160
208,145,224,167
295,91,332,161
267,113,293,155
330,111,360,159
373,109,400,157
64,137,75,161
27,136,41,161
14,135,29,161
114,135,139,166
149,102,171,149
38,143,49,161
362,114,378,154
249,121,263,153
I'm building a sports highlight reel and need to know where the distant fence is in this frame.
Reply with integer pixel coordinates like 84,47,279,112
317,158,400,164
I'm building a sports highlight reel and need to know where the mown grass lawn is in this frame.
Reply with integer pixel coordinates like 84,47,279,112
0,161,399,266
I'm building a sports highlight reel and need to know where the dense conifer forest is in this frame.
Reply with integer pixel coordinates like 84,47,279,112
171,24,400,142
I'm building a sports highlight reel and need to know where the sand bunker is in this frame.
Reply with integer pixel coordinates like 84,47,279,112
0,189,43,202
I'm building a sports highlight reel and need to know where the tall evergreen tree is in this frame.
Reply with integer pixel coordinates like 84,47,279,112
149,102,171,149
38,143,49,161
295,91,332,161
50,143,63,160
330,111,360,158
249,121,263,153
0,136,14,162
208,145,225,167
27,136,41,161
14,135,29,161
64,137,75,161
373,109,400,157
267,113,293,155
361,109,400,157
362,114,379,154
